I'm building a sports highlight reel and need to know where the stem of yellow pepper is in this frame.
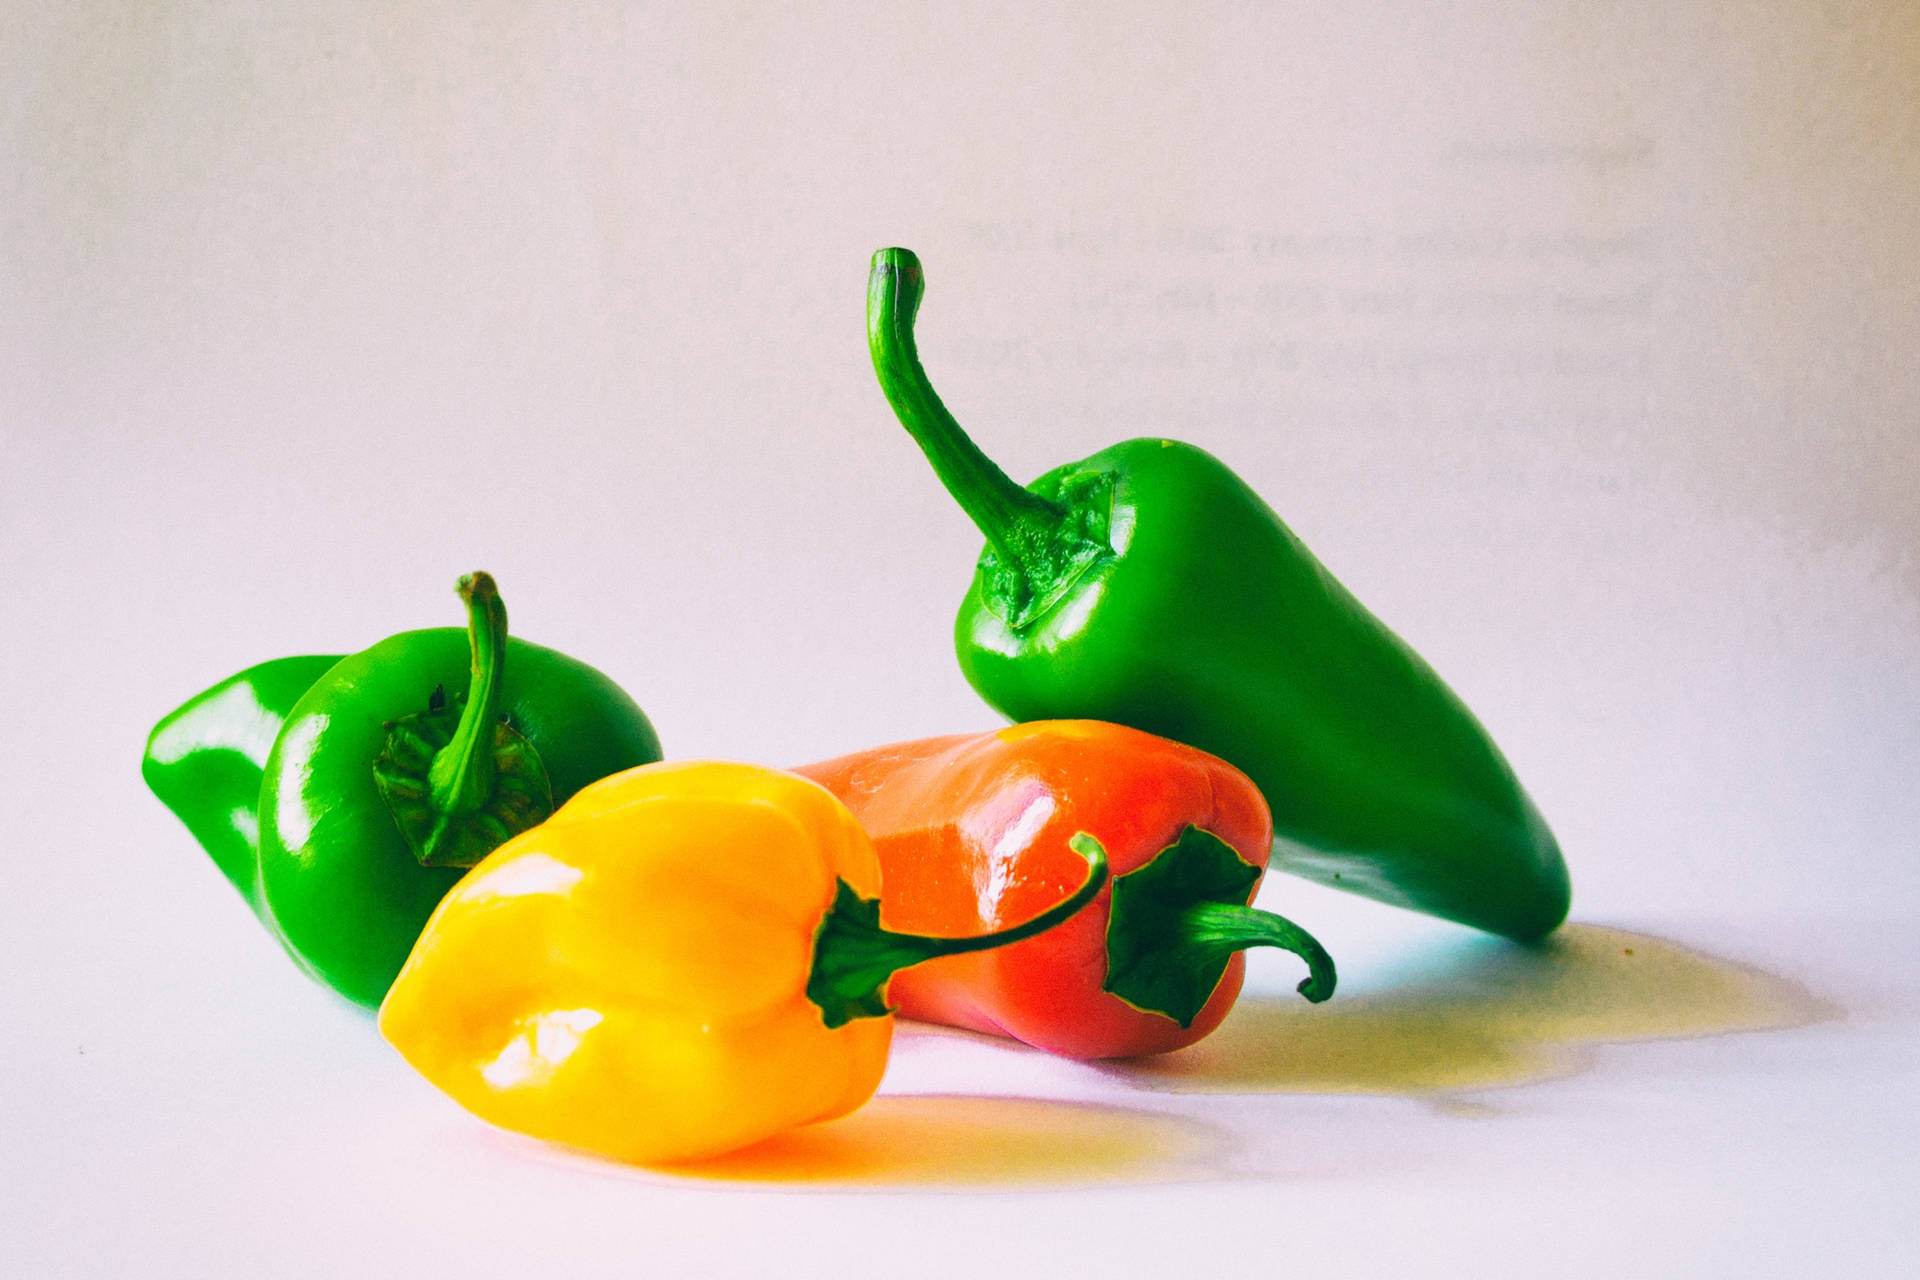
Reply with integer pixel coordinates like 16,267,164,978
807,833,1111,1029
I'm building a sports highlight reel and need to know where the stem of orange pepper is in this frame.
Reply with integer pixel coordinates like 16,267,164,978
807,832,1111,1029
1102,825,1336,1026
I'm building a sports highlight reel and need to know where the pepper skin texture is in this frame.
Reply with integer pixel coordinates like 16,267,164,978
797,720,1334,1060
256,574,662,1009
379,760,1106,1166
143,654,342,915
868,248,1570,942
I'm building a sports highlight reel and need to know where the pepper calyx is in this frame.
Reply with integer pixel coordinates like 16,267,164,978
1104,825,1337,1026
371,572,556,868
975,467,1117,628
807,831,1111,1029
372,694,553,867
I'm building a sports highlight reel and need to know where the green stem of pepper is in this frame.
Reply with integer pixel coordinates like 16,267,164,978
1101,825,1336,1026
372,572,554,868
868,248,1111,626
427,572,508,814
807,832,1111,1029
1175,902,1337,1004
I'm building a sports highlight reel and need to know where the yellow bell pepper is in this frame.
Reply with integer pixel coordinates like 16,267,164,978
378,759,1106,1165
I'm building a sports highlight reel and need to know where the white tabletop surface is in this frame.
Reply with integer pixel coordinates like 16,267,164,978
6,5,1917,1276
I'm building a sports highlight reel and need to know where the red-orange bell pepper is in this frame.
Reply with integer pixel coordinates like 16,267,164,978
796,720,1334,1059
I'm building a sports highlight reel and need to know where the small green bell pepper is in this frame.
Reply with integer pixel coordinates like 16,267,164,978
867,248,1569,942
146,573,662,1008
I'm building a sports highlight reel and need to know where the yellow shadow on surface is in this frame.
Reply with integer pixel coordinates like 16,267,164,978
1111,924,1834,1095
661,1094,1223,1188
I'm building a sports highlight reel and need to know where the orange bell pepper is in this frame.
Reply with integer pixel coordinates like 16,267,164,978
378,759,1105,1165
796,721,1334,1059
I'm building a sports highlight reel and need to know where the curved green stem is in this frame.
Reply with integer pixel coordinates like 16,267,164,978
867,248,1071,572
868,248,1117,633
1103,825,1336,1025
808,831,1111,1029
1179,902,1337,1003
427,572,507,814
372,572,553,868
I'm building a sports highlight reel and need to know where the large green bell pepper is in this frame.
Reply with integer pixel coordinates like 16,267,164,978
867,248,1569,942
145,573,662,1008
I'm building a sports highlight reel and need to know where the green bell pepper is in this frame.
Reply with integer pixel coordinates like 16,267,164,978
146,573,662,1008
866,248,1569,942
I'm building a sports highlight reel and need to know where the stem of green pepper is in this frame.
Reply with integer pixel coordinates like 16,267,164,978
426,572,507,815
806,832,1112,1029
373,572,553,867
867,248,1062,564
867,249,1111,627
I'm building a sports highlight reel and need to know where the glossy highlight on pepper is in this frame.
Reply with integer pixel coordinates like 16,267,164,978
379,760,1109,1166
867,247,1571,942
144,654,343,914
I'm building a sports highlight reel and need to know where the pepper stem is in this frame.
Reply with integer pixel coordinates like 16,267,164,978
867,248,1063,566
807,832,1111,1029
427,573,507,814
867,249,1112,626
1177,902,1337,1004
371,573,554,868
1103,825,1336,1027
